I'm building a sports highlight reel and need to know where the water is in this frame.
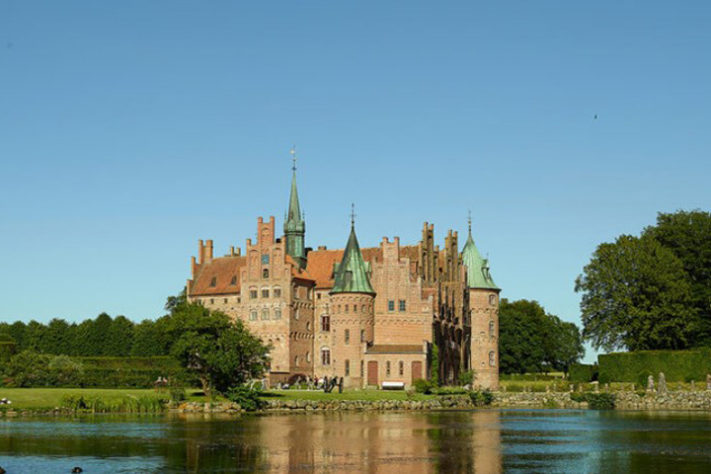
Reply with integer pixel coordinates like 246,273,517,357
1,410,711,473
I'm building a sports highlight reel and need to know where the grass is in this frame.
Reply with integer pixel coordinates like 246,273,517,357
262,389,436,402
0,388,184,410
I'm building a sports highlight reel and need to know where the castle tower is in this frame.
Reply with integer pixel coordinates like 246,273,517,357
462,218,500,390
329,212,375,388
284,148,306,269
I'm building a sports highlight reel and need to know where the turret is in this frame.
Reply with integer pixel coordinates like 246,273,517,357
330,210,375,388
284,148,306,269
462,216,500,390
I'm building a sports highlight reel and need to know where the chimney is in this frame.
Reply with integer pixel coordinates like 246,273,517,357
206,240,214,262
191,256,197,276
198,239,205,264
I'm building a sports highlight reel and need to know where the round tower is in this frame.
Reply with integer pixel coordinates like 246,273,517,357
329,214,375,389
462,219,500,390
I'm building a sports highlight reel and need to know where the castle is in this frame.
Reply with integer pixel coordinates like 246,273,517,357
186,158,500,389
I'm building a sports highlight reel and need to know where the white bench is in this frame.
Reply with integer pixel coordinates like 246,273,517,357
381,381,406,390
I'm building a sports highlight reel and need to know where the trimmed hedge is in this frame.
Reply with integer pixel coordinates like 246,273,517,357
569,364,598,383
78,356,180,370
598,349,711,384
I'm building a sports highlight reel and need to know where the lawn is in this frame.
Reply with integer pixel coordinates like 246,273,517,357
262,389,435,402
0,388,178,410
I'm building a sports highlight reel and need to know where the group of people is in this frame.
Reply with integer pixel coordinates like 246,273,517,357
0,398,11,405
277,375,345,393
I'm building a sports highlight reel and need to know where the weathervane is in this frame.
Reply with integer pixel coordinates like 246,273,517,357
290,145,297,171
350,203,356,227
468,209,472,234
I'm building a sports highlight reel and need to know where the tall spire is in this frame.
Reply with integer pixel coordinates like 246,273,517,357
462,214,498,290
284,146,306,268
331,208,375,295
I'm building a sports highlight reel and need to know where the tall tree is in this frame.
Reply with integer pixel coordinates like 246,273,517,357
575,234,698,351
644,210,711,346
499,299,547,374
105,315,135,356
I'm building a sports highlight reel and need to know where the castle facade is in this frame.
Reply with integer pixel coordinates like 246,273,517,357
186,163,500,389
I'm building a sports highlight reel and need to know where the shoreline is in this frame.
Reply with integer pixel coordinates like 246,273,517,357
3,390,711,416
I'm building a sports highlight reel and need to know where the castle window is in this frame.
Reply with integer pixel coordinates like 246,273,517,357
489,351,496,367
250,310,257,321
345,359,350,376
210,299,214,305
345,329,350,344
306,321,311,331
321,315,330,332
360,360,364,377
274,308,282,320
223,298,228,304
294,355,299,366
306,351,311,363
263,268,269,279
261,254,269,264
274,287,282,298
360,329,365,342
386,361,391,377
399,300,406,312
399,361,404,376
489,320,495,337
210,277,217,287
388,300,395,312
489,294,497,306
230,276,237,286
321,348,331,366
361,305,366,313
317,293,322,300
294,308,300,320
344,304,349,313
250,288,257,299
261,309,269,320
261,288,269,298
337,305,341,313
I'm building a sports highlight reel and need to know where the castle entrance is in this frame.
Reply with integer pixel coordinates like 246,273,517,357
367,361,378,386
411,361,422,382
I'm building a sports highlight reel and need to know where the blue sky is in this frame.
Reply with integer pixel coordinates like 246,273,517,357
1,1,710,362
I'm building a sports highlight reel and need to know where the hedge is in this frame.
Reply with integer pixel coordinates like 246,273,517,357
598,349,711,384
569,364,598,383
78,356,180,370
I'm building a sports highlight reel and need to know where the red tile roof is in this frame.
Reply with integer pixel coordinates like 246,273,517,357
190,256,246,296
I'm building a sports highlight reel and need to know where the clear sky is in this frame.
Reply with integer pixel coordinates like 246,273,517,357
1,1,710,362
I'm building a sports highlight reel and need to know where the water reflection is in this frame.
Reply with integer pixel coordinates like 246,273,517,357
2,410,711,473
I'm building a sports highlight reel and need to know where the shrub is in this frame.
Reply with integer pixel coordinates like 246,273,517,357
598,349,711,383
413,378,434,394
457,370,476,386
226,385,265,411
432,386,468,395
569,364,598,383
468,389,494,406
570,392,615,409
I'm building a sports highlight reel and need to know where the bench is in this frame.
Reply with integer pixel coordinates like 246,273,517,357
381,381,406,390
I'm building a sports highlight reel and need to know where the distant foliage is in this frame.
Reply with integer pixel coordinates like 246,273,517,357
598,349,711,384
570,392,615,410
226,385,266,411
499,299,584,375
569,364,598,383
413,378,435,394
468,389,494,406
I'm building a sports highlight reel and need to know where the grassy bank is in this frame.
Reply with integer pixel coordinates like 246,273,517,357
263,389,435,402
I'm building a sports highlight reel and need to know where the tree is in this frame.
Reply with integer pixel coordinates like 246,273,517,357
105,315,134,356
163,302,270,397
499,299,584,374
644,210,711,346
131,319,167,356
575,234,698,352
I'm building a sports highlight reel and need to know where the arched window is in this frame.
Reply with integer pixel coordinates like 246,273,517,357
345,359,350,376
360,329,365,343
249,287,257,299
306,351,311,363
294,308,300,320
344,329,350,344
261,287,269,298
273,287,282,298
489,320,495,337
362,304,366,313
344,304,349,313
489,351,496,367
321,315,330,332
263,268,269,279
274,308,282,320
386,361,391,377
250,310,257,321
489,294,497,306
261,309,269,320
294,355,299,366
306,321,311,331
321,348,331,366
399,361,404,376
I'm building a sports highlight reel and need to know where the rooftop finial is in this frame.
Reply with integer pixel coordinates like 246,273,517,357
350,203,356,227
290,145,297,172
467,209,472,235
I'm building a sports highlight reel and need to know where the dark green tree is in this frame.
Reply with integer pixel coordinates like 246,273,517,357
499,299,547,374
547,318,585,375
163,302,269,397
644,210,711,346
105,315,135,356
131,319,166,356
23,320,47,352
42,318,72,355
575,234,698,351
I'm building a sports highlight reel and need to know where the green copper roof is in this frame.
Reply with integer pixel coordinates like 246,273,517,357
285,170,304,231
462,225,499,290
330,223,375,295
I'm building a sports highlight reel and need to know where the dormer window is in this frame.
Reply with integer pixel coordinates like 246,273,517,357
210,277,217,287
230,276,237,286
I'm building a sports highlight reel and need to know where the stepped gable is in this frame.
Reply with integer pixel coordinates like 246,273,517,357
190,256,246,296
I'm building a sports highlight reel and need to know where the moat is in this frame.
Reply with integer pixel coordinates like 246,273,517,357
2,410,711,473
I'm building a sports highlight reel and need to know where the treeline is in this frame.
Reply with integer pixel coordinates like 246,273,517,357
0,313,172,358
499,299,584,375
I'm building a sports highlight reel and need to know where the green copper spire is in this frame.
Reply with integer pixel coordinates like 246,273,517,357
284,147,306,268
462,215,499,290
330,207,375,295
